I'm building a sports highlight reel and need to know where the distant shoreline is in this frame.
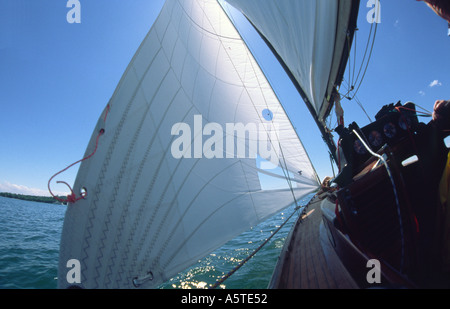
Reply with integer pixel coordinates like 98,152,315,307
0,192,67,205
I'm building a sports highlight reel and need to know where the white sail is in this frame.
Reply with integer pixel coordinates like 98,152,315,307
58,0,319,289
224,0,357,122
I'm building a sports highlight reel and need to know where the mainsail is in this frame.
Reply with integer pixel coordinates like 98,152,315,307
58,0,319,289
225,0,360,157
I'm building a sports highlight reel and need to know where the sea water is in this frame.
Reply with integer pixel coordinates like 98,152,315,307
0,195,312,289
0,196,65,289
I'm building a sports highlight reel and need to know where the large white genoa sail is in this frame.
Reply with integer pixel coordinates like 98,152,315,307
58,0,319,289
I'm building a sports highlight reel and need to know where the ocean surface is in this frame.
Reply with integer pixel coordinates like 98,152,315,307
0,195,312,289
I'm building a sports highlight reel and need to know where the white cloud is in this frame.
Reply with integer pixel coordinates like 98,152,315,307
429,80,442,87
419,90,425,96
0,181,68,197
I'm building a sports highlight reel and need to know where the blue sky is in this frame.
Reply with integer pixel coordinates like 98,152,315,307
0,0,448,196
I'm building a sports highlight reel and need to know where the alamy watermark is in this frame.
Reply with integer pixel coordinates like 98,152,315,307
366,259,381,284
66,0,81,24
64,257,382,286
170,113,281,168
65,1,380,25
367,0,381,24
66,259,81,284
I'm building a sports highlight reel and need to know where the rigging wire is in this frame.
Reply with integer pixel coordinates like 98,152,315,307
351,20,377,98
353,94,373,122
220,1,311,206
200,5,313,288
333,21,378,132
340,15,378,102
193,1,307,227
351,29,358,86
209,203,305,289
350,22,377,100
221,0,322,187
337,79,373,126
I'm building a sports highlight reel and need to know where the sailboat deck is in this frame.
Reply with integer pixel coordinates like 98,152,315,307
269,195,358,289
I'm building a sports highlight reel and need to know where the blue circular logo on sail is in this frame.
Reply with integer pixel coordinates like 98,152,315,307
262,109,273,121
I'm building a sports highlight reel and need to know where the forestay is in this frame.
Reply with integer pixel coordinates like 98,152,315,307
58,0,318,289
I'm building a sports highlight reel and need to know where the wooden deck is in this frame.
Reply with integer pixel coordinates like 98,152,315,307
269,195,359,289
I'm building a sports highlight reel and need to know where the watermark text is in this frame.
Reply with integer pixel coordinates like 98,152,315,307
170,114,280,167
66,0,81,24
66,258,81,284
366,259,381,284
366,0,381,24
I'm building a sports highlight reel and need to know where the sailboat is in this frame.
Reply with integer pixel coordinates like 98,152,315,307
54,0,450,289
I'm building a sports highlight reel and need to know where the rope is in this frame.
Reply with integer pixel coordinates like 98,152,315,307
209,204,304,289
349,19,378,100
354,95,373,122
48,104,110,203
395,105,432,118
48,128,105,204
352,129,405,273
